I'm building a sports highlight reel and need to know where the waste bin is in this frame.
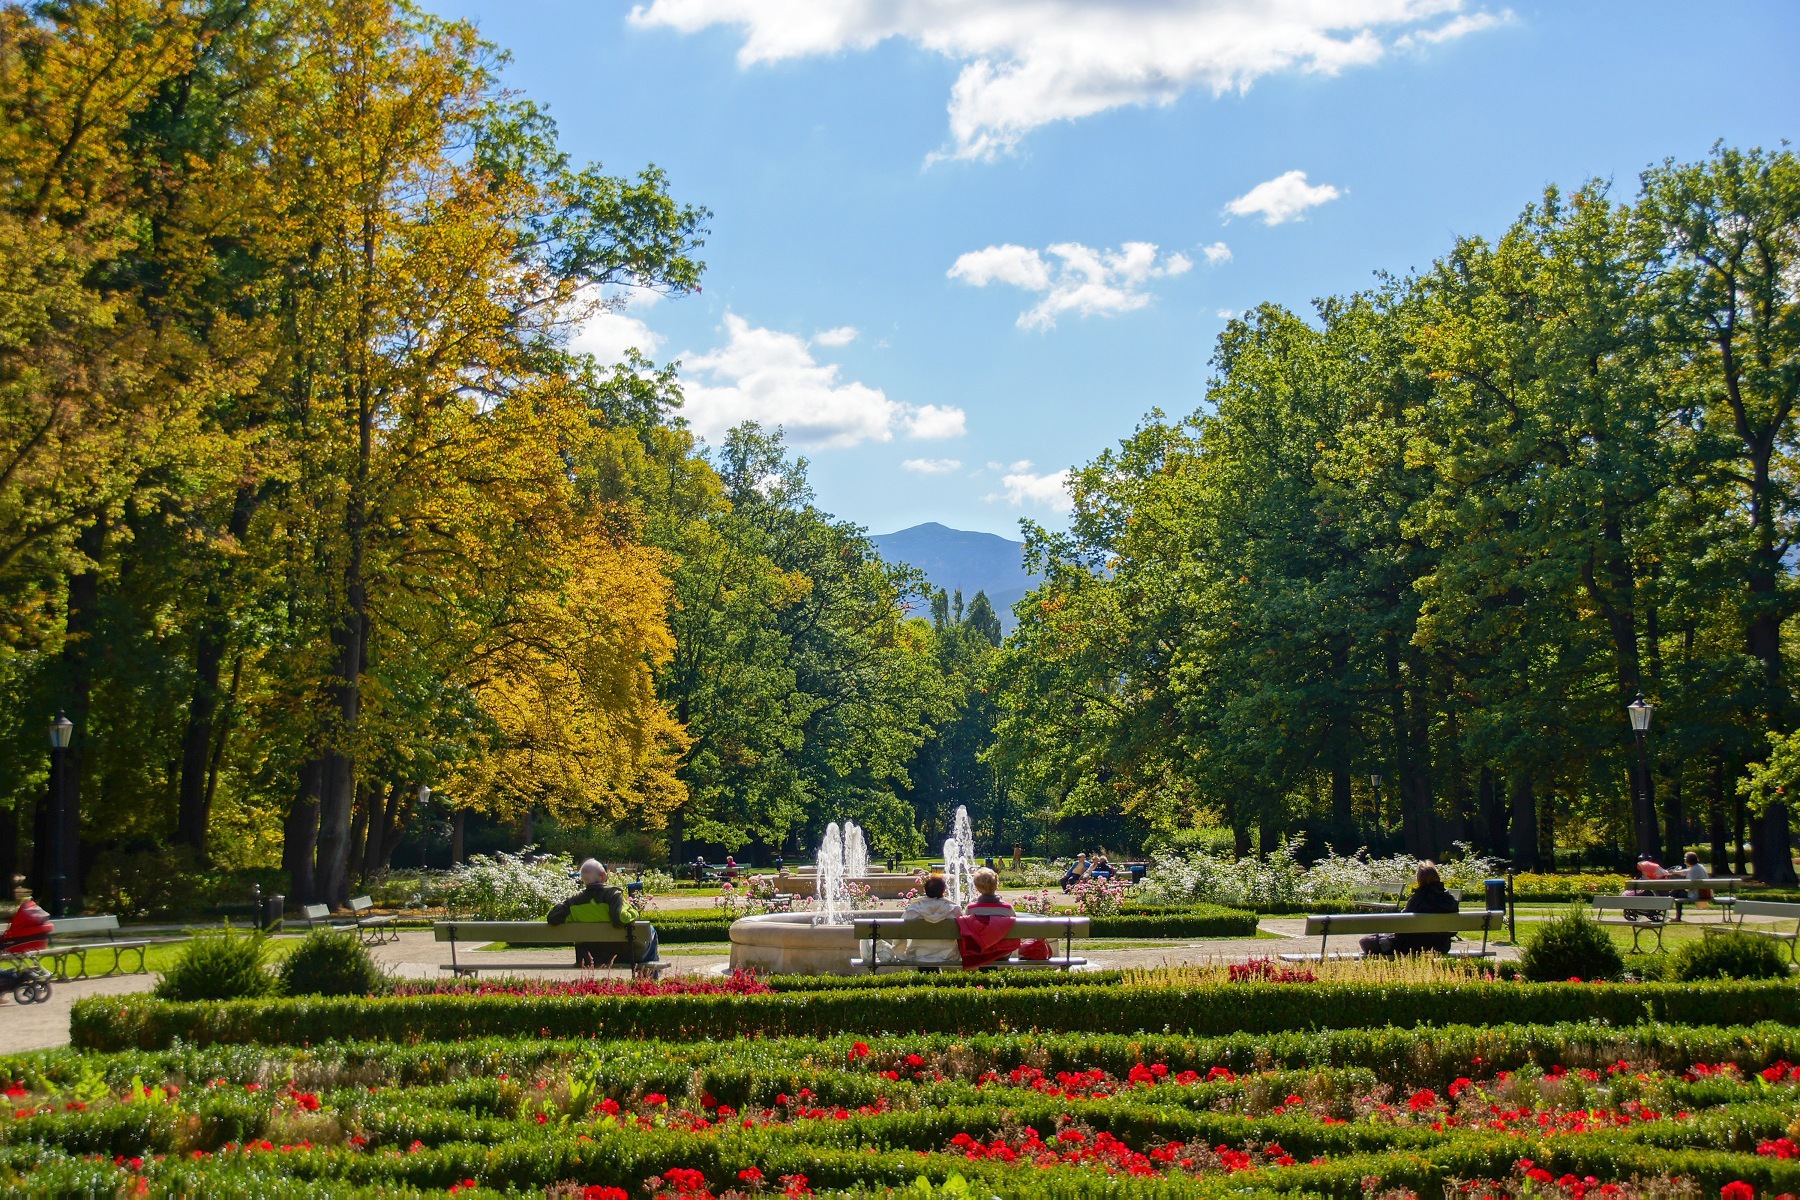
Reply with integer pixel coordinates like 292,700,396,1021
1128,863,1147,884
260,893,285,933
1483,878,1507,913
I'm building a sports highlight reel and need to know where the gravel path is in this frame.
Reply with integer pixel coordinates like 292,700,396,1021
0,916,1522,1055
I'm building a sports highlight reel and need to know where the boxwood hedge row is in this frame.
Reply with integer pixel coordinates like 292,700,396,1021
70,978,1800,1052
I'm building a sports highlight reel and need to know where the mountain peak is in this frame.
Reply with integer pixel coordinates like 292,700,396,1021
869,523,1036,633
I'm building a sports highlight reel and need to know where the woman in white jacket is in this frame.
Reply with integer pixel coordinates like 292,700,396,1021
899,873,963,967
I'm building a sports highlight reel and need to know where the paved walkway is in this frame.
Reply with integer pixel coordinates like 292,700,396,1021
0,917,1523,1056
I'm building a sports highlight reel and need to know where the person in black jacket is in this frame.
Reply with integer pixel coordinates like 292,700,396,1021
1360,862,1459,957
547,860,660,967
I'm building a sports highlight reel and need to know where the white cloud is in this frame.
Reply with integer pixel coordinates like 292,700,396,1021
1397,9,1511,47
989,463,1073,511
570,290,665,364
629,1,1503,161
902,457,963,474
813,325,858,346
1201,241,1232,265
679,314,965,449
906,404,967,439
1216,308,1239,319
949,240,1192,330
1224,170,1343,225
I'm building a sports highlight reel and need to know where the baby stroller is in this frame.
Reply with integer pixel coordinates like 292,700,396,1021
0,901,54,1005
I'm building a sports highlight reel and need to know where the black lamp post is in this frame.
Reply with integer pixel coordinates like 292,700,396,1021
47,712,73,917
1628,694,1654,859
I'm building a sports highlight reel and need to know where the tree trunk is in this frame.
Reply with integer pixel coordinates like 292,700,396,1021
370,781,406,874
1508,773,1538,870
1401,670,1436,858
450,809,465,865
1708,753,1729,875
347,781,369,886
1663,757,1686,867
175,487,256,859
1329,763,1353,849
1539,786,1556,871
312,579,366,908
1754,803,1797,884
57,520,103,913
284,762,322,902
1478,765,1509,857
0,800,17,902
1734,784,1748,876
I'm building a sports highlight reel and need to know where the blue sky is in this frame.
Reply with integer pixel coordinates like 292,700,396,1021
426,1,1798,539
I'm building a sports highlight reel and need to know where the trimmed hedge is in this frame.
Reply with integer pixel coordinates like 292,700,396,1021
71,977,1800,1052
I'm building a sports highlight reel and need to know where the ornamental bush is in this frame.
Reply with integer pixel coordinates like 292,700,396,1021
1518,908,1625,982
277,930,388,997
1671,931,1792,982
151,929,279,1002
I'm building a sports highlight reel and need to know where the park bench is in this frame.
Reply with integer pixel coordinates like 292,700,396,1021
1349,882,1407,911
1618,876,1744,921
1588,895,1676,953
431,919,668,977
848,914,1088,973
29,915,155,980
301,903,357,935
348,896,398,945
1703,898,1800,963
1279,910,1505,963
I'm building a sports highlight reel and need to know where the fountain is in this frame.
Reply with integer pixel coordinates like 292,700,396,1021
727,807,977,975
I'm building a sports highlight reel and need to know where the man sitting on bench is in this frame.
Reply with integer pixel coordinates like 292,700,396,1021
547,860,660,968
1360,862,1459,957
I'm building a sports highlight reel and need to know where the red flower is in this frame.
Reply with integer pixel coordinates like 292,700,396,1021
1722,1184,1755,1200
848,1041,870,1060
737,1167,765,1184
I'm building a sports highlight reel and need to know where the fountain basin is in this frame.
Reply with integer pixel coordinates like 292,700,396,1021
728,909,904,976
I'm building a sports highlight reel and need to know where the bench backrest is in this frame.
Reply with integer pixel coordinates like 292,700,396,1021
48,915,122,937
349,896,374,914
1591,896,1674,911
301,904,332,921
1735,899,1800,922
432,920,649,944
1301,911,1503,937
850,915,1090,941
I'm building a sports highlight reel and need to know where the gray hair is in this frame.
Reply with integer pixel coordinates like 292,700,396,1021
579,859,606,883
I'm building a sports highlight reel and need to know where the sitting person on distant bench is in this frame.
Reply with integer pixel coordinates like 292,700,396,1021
958,867,1018,968
1089,855,1115,881
898,873,962,967
1060,852,1090,892
1684,851,1711,903
547,859,660,967
1359,862,1459,957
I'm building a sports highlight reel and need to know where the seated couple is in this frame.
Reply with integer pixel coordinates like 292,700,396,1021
546,859,661,967
898,867,1050,969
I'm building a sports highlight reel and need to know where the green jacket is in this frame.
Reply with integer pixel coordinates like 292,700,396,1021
546,883,634,928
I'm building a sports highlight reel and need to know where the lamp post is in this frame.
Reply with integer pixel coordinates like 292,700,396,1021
1370,774,1383,831
1628,694,1654,859
47,712,73,917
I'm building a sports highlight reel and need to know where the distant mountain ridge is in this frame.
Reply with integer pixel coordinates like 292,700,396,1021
869,522,1036,633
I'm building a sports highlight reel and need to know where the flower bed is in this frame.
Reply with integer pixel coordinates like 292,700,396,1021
7,1017,1800,1196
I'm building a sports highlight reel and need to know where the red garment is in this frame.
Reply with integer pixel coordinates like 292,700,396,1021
957,899,1018,968
2,900,52,953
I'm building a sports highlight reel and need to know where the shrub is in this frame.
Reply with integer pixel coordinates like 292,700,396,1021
1519,908,1625,982
152,929,279,1002
445,849,576,920
1670,931,1792,982
276,930,388,997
